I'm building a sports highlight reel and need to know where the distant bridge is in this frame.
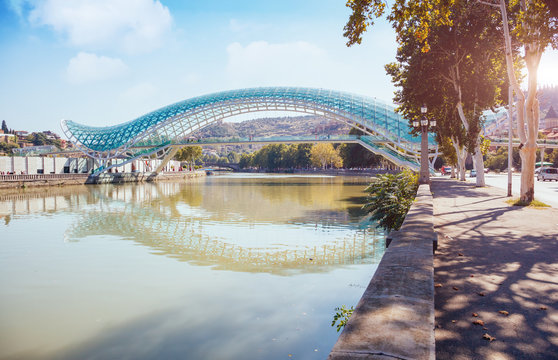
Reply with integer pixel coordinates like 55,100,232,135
61,87,438,174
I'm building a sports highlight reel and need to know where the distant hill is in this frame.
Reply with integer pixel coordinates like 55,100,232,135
190,115,351,139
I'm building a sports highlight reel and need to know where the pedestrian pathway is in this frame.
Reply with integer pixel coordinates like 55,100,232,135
431,178,558,359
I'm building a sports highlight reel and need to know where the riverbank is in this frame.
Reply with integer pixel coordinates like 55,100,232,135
0,171,205,189
432,178,558,359
329,184,436,359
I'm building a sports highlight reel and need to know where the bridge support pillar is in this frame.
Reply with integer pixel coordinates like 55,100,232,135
154,147,179,174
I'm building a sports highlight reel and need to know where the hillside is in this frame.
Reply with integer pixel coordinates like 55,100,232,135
191,115,351,139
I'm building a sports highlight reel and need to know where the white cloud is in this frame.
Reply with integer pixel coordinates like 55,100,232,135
27,0,172,53
226,41,331,87
66,52,128,84
7,0,27,17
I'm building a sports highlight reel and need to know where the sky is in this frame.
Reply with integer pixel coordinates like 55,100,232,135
1,0,557,133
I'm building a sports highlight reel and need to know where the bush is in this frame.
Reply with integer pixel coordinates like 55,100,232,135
362,170,418,231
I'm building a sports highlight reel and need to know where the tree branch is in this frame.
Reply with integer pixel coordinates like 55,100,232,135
477,0,499,7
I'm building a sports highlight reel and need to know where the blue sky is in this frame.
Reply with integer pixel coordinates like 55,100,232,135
1,0,557,133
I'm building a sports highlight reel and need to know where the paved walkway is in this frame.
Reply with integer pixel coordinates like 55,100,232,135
431,178,558,360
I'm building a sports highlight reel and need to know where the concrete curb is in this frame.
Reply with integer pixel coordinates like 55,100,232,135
329,184,435,360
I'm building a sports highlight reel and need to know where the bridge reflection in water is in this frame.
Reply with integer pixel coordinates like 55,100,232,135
0,174,386,359
61,176,384,274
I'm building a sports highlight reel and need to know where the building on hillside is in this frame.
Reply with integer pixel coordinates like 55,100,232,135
0,131,16,143
42,130,61,140
14,130,28,139
541,106,558,130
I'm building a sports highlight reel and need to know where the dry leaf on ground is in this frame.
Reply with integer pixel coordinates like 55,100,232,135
540,306,547,310
435,283,443,288
478,292,485,296
453,286,459,291
458,253,464,256
472,313,478,317
498,310,509,316
473,319,485,326
483,333,496,342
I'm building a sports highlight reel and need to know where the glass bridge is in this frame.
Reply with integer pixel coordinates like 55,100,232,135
61,87,438,174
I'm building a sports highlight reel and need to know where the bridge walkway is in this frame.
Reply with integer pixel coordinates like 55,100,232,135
133,135,425,172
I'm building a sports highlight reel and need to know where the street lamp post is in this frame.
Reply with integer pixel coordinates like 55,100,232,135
413,105,436,184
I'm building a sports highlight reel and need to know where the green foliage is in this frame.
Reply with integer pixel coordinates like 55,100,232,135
26,132,63,148
1,120,8,133
484,147,521,171
310,143,343,169
238,143,315,170
0,141,19,155
331,305,354,332
339,128,382,168
363,170,418,231
506,198,550,208
551,149,558,167
238,153,253,168
174,146,203,164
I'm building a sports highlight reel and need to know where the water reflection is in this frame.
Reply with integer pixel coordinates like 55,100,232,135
0,174,385,360
59,175,385,274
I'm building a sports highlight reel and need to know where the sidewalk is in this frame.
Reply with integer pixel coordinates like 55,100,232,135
431,178,558,359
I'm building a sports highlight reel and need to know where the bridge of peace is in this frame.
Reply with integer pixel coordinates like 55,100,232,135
61,87,439,174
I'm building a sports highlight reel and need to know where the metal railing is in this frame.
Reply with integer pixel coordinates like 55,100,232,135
0,173,90,181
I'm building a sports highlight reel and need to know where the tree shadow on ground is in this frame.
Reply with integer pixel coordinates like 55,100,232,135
431,178,558,359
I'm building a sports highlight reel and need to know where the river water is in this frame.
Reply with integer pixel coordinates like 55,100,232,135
0,174,385,360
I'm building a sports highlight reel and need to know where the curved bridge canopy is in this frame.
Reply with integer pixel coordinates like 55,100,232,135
61,87,435,171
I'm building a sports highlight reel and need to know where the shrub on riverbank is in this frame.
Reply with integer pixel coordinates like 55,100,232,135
363,170,418,231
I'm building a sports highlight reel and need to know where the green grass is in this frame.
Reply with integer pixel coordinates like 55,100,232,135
506,198,550,208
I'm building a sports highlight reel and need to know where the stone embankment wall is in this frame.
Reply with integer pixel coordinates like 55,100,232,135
329,184,436,360
0,174,90,189
86,171,205,184
0,156,182,175
0,171,205,189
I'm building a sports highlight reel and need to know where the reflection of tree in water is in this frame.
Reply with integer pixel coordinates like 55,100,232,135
156,176,373,224
66,177,385,275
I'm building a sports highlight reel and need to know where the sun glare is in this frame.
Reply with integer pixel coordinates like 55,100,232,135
537,52,558,86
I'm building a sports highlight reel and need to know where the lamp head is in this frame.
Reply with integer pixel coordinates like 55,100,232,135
421,104,427,114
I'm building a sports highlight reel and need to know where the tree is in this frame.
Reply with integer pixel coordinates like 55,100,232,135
310,143,343,169
339,128,383,168
0,141,19,155
478,0,558,202
295,143,312,168
363,170,418,231
1,120,8,133
345,0,509,187
175,146,202,169
239,153,253,168
227,151,241,164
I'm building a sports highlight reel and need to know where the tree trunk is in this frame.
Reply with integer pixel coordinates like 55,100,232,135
519,49,542,202
452,139,467,181
473,142,486,187
495,0,542,203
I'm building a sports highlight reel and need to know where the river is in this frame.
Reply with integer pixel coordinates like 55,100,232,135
0,173,385,360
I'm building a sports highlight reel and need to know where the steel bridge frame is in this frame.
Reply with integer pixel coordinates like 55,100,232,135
61,87,437,174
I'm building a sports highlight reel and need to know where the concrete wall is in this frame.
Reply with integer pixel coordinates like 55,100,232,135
1,156,184,175
329,184,436,360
